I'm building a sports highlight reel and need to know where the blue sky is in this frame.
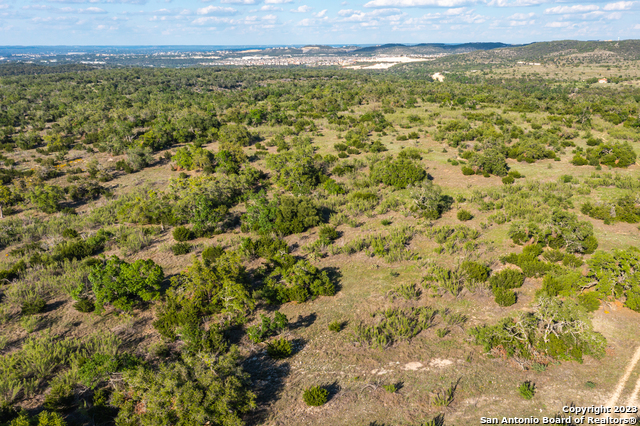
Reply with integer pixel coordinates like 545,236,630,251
0,0,638,45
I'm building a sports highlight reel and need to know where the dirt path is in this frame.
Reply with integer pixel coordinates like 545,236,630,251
607,345,640,408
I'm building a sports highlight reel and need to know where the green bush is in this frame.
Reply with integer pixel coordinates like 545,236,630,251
112,350,256,425
243,192,321,236
266,338,293,360
502,175,515,185
172,226,194,242
73,298,95,313
578,292,601,312
247,311,288,343
263,259,335,304
518,381,536,400
77,257,164,314
202,245,225,263
78,352,141,389
370,157,427,189
61,228,79,239
170,242,192,255
302,386,329,406
494,288,517,307
318,225,339,243
489,269,525,290
43,383,75,412
461,261,490,283
21,297,46,315
461,166,475,175
457,209,473,221
328,321,343,332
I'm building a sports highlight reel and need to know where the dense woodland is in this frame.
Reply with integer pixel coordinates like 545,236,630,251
0,55,639,425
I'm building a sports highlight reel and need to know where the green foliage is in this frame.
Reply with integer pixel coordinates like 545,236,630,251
383,383,397,393
581,195,640,224
461,261,490,283
202,245,225,263
243,191,321,236
266,338,293,360
456,209,473,221
7,411,67,426
587,249,640,311
170,242,192,255
370,157,427,189
172,144,214,171
518,381,536,400
240,235,289,259
172,226,194,242
489,268,525,290
218,124,251,146
302,386,329,407
73,298,95,313
79,256,164,314
247,311,288,343
78,352,141,389
328,321,343,332
266,137,324,194
410,181,452,219
21,297,46,315
263,258,335,304
578,292,601,312
112,349,256,426
318,225,339,244
352,307,438,349
27,185,64,214
494,288,517,307
153,253,253,340
471,297,606,365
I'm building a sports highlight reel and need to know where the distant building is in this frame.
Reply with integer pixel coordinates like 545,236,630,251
598,78,608,84
432,72,445,82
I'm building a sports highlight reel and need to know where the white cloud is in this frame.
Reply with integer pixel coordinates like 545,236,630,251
487,0,545,7
59,6,108,13
544,4,599,14
264,0,293,3
260,5,282,10
509,19,534,25
220,0,258,4
197,5,238,15
546,21,573,27
507,12,535,19
290,5,312,12
603,1,636,10
192,16,232,24
364,0,474,7
314,9,327,17
445,7,466,14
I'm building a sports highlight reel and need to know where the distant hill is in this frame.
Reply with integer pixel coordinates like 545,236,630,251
352,42,512,56
435,39,640,66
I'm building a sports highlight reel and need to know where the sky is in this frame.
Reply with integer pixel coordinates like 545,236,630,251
0,0,638,45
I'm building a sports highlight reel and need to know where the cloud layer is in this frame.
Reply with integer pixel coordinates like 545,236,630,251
0,0,637,45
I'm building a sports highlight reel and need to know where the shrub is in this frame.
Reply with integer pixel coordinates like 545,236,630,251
43,383,75,412
436,328,450,338
202,245,225,263
113,350,256,425
502,175,515,185
247,312,288,343
318,225,339,243
578,292,601,312
457,209,473,221
383,384,397,393
303,386,329,406
266,338,293,360
518,381,536,400
494,288,517,307
78,257,164,314
21,297,46,315
243,192,321,236
370,157,427,189
79,352,141,389
489,269,525,290
73,298,95,313
263,259,335,304
61,228,79,239
172,226,194,242
328,321,343,332
461,261,490,283
170,243,192,256
461,166,475,175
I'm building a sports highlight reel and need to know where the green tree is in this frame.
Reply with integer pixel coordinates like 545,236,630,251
78,257,164,314
28,184,65,214
0,184,13,218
